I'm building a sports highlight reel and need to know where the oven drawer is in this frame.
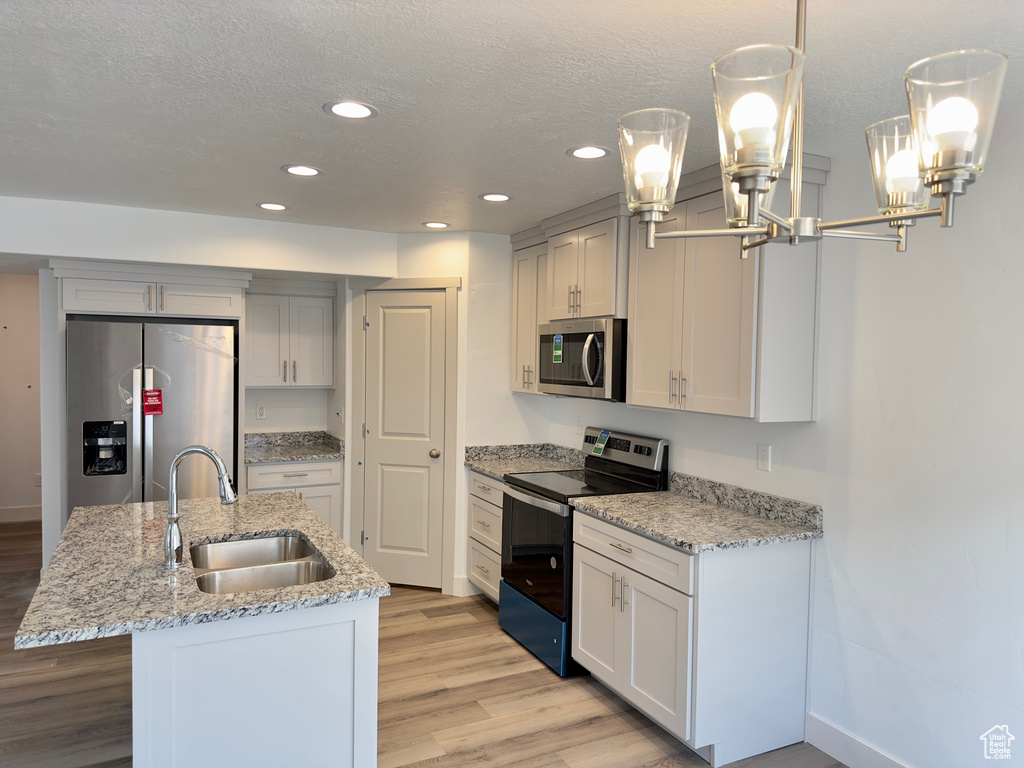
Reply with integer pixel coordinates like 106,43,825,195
470,496,501,551
574,512,694,595
468,538,501,602
469,471,504,503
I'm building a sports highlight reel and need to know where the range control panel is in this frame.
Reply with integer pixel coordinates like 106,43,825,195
582,426,667,471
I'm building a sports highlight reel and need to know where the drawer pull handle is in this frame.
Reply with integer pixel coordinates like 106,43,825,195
620,577,629,612
476,520,491,528
475,564,490,575
609,541,632,554
476,484,491,493
283,472,309,478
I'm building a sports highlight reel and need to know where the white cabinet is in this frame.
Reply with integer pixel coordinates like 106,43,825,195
246,460,342,534
573,512,812,768
547,218,619,320
62,278,244,318
510,243,547,394
245,295,334,387
466,471,503,602
626,175,820,421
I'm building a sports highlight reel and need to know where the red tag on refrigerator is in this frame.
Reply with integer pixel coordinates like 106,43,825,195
142,389,163,415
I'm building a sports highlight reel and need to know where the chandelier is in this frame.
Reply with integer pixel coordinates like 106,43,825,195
617,0,1008,255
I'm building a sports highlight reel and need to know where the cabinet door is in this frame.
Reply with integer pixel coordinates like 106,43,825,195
297,484,341,534
245,295,290,387
620,566,692,740
547,230,578,320
289,297,334,387
159,284,244,318
626,212,686,409
62,278,155,314
510,247,539,393
572,546,621,687
681,193,757,417
577,218,617,318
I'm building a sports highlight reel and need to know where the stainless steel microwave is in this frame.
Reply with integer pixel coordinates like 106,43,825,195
537,318,625,401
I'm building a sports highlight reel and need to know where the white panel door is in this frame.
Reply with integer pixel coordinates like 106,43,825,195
363,290,446,587
572,545,620,686
290,297,334,387
510,247,539,393
626,212,686,409
682,193,757,417
577,218,617,318
245,295,290,387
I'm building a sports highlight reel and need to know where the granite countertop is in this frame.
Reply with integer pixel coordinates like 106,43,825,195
574,491,822,553
464,443,586,481
244,431,344,464
15,493,389,649
466,456,583,480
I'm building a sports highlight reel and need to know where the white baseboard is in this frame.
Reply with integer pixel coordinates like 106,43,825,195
449,576,482,598
806,713,912,768
0,505,42,523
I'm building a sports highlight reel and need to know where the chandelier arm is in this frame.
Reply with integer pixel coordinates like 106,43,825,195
741,236,771,251
791,0,807,221
819,229,903,243
817,207,941,232
757,207,793,231
654,226,770,241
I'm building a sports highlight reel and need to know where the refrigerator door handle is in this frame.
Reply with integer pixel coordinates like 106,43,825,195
143,366,155,500
132,366,144,503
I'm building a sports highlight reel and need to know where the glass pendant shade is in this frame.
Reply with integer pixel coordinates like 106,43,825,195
618,108,690,214
712,44,805,180
904,50,1007,179
865,116,929,215
721,167,779,227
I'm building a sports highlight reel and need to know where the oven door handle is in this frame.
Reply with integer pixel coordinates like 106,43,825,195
503,484,572,517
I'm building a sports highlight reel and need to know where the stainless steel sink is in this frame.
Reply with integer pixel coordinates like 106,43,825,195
189,533,333,595
190,535,314,570
195,560,332,595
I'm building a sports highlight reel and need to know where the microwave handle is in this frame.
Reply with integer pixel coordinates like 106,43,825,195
581,333,596,386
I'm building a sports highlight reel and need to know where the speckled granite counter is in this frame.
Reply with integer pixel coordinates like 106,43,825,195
465,443,585,480
244,430,344,463
15,492,388,649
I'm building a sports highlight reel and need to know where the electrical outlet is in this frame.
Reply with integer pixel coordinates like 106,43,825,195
255,402,267,420
576,417,583,435
338,407,344,425
757,443,772,472
35,473,42,487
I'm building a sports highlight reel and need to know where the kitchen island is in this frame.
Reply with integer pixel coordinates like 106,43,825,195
16,492,389,768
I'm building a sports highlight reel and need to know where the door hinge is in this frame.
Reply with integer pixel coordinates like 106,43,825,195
362,315,368,330
361,423,366,438
360,530,365,543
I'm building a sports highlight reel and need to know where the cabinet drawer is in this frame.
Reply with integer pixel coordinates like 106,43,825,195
246,461,342,490
468,471,504,503
469,496,501,551
468,539,501,603
574,512,694,595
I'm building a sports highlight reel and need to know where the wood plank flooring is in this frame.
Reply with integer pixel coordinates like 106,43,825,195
0,522,845,768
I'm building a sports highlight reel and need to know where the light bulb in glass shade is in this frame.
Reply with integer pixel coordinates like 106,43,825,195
884,149,921,194
729,92,778,149
927,96,979,152
633,143,671,192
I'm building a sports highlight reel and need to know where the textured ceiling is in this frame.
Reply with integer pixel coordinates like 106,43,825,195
0,0,1021,236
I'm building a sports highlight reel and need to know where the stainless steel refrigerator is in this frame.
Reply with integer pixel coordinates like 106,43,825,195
66,318,238,511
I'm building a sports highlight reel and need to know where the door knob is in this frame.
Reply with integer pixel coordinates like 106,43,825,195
429,448,441,459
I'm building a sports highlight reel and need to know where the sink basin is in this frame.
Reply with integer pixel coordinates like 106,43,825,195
195,560,332,595
190,535,314,570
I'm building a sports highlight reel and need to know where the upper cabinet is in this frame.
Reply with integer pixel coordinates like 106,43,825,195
626,170,823,422
510,242,547,394
541,195,630,321
245,294,334,388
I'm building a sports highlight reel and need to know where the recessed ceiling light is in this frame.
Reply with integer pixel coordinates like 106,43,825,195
568,146,611,159
324,101,379,119
259,203,287,211
423,222,449,229
479,193,511,202
282,165,322,177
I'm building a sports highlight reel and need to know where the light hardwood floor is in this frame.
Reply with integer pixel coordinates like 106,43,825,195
1,523,844,768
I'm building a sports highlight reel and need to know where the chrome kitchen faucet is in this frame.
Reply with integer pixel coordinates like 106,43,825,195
165,445,237,569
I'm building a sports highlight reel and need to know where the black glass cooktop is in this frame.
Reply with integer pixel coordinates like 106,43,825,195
503,468,646,504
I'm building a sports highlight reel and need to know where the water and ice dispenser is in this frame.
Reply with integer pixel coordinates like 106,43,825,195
82,421,127,476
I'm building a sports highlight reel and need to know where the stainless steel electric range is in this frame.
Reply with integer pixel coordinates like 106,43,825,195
499,426,669,676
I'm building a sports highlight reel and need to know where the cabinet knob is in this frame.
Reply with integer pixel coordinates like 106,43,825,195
429,448,441,459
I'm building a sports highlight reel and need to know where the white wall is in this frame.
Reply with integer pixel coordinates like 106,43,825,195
0,275,42,521
471,106,1024,768
243,389,331,433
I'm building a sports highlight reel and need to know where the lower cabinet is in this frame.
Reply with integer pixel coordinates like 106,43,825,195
246,460,342,535
467,471,503,602
572,512,811,768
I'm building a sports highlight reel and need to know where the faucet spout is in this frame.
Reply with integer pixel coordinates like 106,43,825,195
165,445,237,570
